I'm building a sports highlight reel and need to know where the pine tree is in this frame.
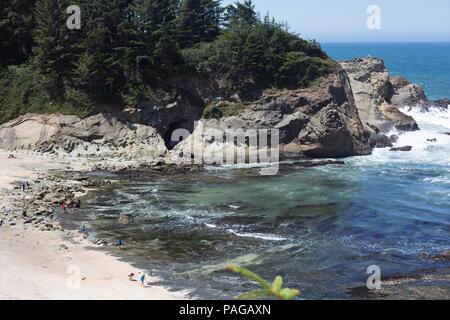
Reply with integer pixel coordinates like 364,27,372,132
0,0,36,66
224,0,257,26
73,0,134,102
178,0,222,48
132,0,182,85
33,0,80,102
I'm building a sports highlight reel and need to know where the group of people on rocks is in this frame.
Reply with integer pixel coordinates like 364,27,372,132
60,199,82,210
20,181,31,192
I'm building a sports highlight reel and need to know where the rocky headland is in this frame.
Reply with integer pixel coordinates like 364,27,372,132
0,56,448,300
0,56,447,221
1,56,443,173
1,55,445,232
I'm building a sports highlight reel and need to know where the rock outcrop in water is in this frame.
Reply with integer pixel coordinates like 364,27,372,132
341,57,423,133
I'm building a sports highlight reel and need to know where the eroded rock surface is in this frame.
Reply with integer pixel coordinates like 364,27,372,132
0,114,168,168
341,57,422,133
169,68,372,162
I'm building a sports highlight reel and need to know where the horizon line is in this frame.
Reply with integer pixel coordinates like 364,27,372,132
320,41,450,44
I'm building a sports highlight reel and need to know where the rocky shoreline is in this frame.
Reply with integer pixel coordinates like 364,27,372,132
1,170,101,233
0,55,448,242
0,150,188,299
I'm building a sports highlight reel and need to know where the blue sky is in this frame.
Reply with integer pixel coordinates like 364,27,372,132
222,0,450,42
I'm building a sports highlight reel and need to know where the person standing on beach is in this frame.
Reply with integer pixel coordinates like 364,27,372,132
140,274,146,287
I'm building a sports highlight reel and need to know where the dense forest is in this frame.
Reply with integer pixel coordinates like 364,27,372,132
0,0,335,124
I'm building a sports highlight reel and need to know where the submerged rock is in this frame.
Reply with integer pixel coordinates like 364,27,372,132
369,132,394,148
433,250,450,262
118,214,131,225
390,146,413,152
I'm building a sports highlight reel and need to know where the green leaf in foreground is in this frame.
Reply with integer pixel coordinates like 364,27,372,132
226,265,301,300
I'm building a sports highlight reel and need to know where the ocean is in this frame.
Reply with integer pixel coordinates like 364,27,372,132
322,42,450,100
62,43,450,299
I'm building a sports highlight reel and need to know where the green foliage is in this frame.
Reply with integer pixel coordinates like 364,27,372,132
184,11,334,97
0,0,337,124
224,0,258,26
0,64,93,124
203,101,245,119
132,0,183,85
72,0,134,102
33,0,81,102
226,265,301,300
0,0,35,66
178,0,223,48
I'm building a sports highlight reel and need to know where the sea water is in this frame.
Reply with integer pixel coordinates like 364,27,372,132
63,44,450,299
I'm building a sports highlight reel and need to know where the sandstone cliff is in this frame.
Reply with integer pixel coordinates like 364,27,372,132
0,114,167,170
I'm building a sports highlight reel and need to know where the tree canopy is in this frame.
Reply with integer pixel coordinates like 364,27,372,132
0,0,335,124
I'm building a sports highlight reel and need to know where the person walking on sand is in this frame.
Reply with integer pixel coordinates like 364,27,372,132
140,274,146,287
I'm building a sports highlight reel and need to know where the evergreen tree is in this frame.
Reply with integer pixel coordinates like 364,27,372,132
0,0,36,66
73,0,134,102
224,0,257,27
132,0,182,85
178,0,222,48
33,0,80,102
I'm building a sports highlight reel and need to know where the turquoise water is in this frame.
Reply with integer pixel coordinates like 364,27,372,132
323,43,450,100
66,107,450,299
63,44,450,299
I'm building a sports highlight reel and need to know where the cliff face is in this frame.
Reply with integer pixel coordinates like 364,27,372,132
6,57,435,167
340,57,423,133
0,114,167,170
0,67,373,166
168,68,371,163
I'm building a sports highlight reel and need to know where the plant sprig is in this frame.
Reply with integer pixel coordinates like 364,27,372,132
226,265,301,300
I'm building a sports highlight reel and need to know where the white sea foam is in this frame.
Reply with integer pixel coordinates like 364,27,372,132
423,175,450,185
227,229,288,241
352,106,450,167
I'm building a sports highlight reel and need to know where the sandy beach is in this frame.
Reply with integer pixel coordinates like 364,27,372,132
0,150,186,300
